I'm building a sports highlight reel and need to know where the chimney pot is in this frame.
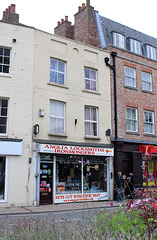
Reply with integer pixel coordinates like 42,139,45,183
6,8,9,15
61,18,64,23
82,3,85,9
86,0,90,6
10,4,16,13
78,6,81,12
57,21,60,26
65,16,68,21
3,11,6,18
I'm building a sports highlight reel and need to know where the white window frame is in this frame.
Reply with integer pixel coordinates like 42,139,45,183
144,110,154,134
146,45,156,60
49,100,65,134
114,33,124,49
50,58,66,85
124,66,136,87
126,107,138,132
0,98,8,136
84,67,97,91
85,106,98,137
142,72,152,92
0,48,10,75
130,39,141,55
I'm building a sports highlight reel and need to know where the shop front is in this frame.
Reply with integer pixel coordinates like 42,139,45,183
36,144,114,205
139,145,157,187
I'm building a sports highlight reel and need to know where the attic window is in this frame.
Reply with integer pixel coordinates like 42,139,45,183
130,39,141,55
146,45,156,60
113,33,124,49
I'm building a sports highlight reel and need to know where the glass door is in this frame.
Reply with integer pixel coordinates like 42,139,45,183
40,161,53,204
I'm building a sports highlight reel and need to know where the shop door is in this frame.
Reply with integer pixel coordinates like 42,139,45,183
40,162,53,204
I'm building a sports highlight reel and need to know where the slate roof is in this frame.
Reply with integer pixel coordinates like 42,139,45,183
95,11,157,56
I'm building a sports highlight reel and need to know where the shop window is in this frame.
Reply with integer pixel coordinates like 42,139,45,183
83,156,107,193
56,156,107,194
56,156,82,194
142,161,156,186
0,157,5,200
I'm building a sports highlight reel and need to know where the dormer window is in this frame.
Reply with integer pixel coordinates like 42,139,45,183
146,45,156,60
113,33,124,49
130,39,141,55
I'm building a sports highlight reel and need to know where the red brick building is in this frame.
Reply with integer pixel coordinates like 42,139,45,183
54,0,157,190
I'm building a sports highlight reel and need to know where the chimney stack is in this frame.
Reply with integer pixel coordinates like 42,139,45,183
2,4,19,23
86,0,90,6
82,3,85,9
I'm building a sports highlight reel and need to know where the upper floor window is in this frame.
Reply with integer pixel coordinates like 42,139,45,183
0,48,10,74
84,67,97,91
49,100,65,134
126,107,137,132
85,106,98,137
130,39,141,55
146,45,156,60
142,72,152,91
125,66,136,87
0,98,8,135
113,33,124,49
144,110,154,134
50,58,66,85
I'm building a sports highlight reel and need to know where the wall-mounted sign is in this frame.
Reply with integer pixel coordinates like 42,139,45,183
39,144,114,156
55,192,108,203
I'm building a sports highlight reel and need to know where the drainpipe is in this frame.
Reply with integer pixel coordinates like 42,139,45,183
105,52,118,139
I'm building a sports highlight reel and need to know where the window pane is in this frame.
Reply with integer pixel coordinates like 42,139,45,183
58,61,64,72
58,102,64,117
3,66,9,73
85,107,90,120
85,122,90,135
4,49,10,56
57,119,64,133
91,108,96,121
85,68,89,78
50,59,57,70
58,73,64,85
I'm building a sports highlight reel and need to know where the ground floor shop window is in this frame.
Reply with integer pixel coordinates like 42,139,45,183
142,161,157,186
0,157,5,200
83,156,107,193
56,155,108,194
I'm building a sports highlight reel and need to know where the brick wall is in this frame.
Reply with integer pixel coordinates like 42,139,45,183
54,1,99,47
108,46,157,143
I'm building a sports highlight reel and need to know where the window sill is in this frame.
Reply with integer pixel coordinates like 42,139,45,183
48,82,69,89
144,133,157,137
124,85,138,91
48,133,68,137
82,90,101,95
84,136,101,140
141,89,155,94
125,131,140,135
0,74,11,78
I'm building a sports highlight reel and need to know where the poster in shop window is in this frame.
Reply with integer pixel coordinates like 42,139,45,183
148,162,155,186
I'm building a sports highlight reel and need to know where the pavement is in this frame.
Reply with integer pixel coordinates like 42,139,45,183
0,200,127,216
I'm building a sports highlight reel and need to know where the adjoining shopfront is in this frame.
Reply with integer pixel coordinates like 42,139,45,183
139,145,157,187
36,144,114,205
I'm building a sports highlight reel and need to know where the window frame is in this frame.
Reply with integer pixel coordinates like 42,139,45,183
124,66,136,88
126,107,138,132
146,45,156,60
0,47,11,75
50,58,66,85
113,33,125,49
130,39,141,55
49,100,65,135
0,98,8,136
142,71,152,92
85,106,98,137
144,110,154,134
84,67,97,92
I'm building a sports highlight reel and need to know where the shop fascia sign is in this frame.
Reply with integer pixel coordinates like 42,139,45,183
39,144,114,156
